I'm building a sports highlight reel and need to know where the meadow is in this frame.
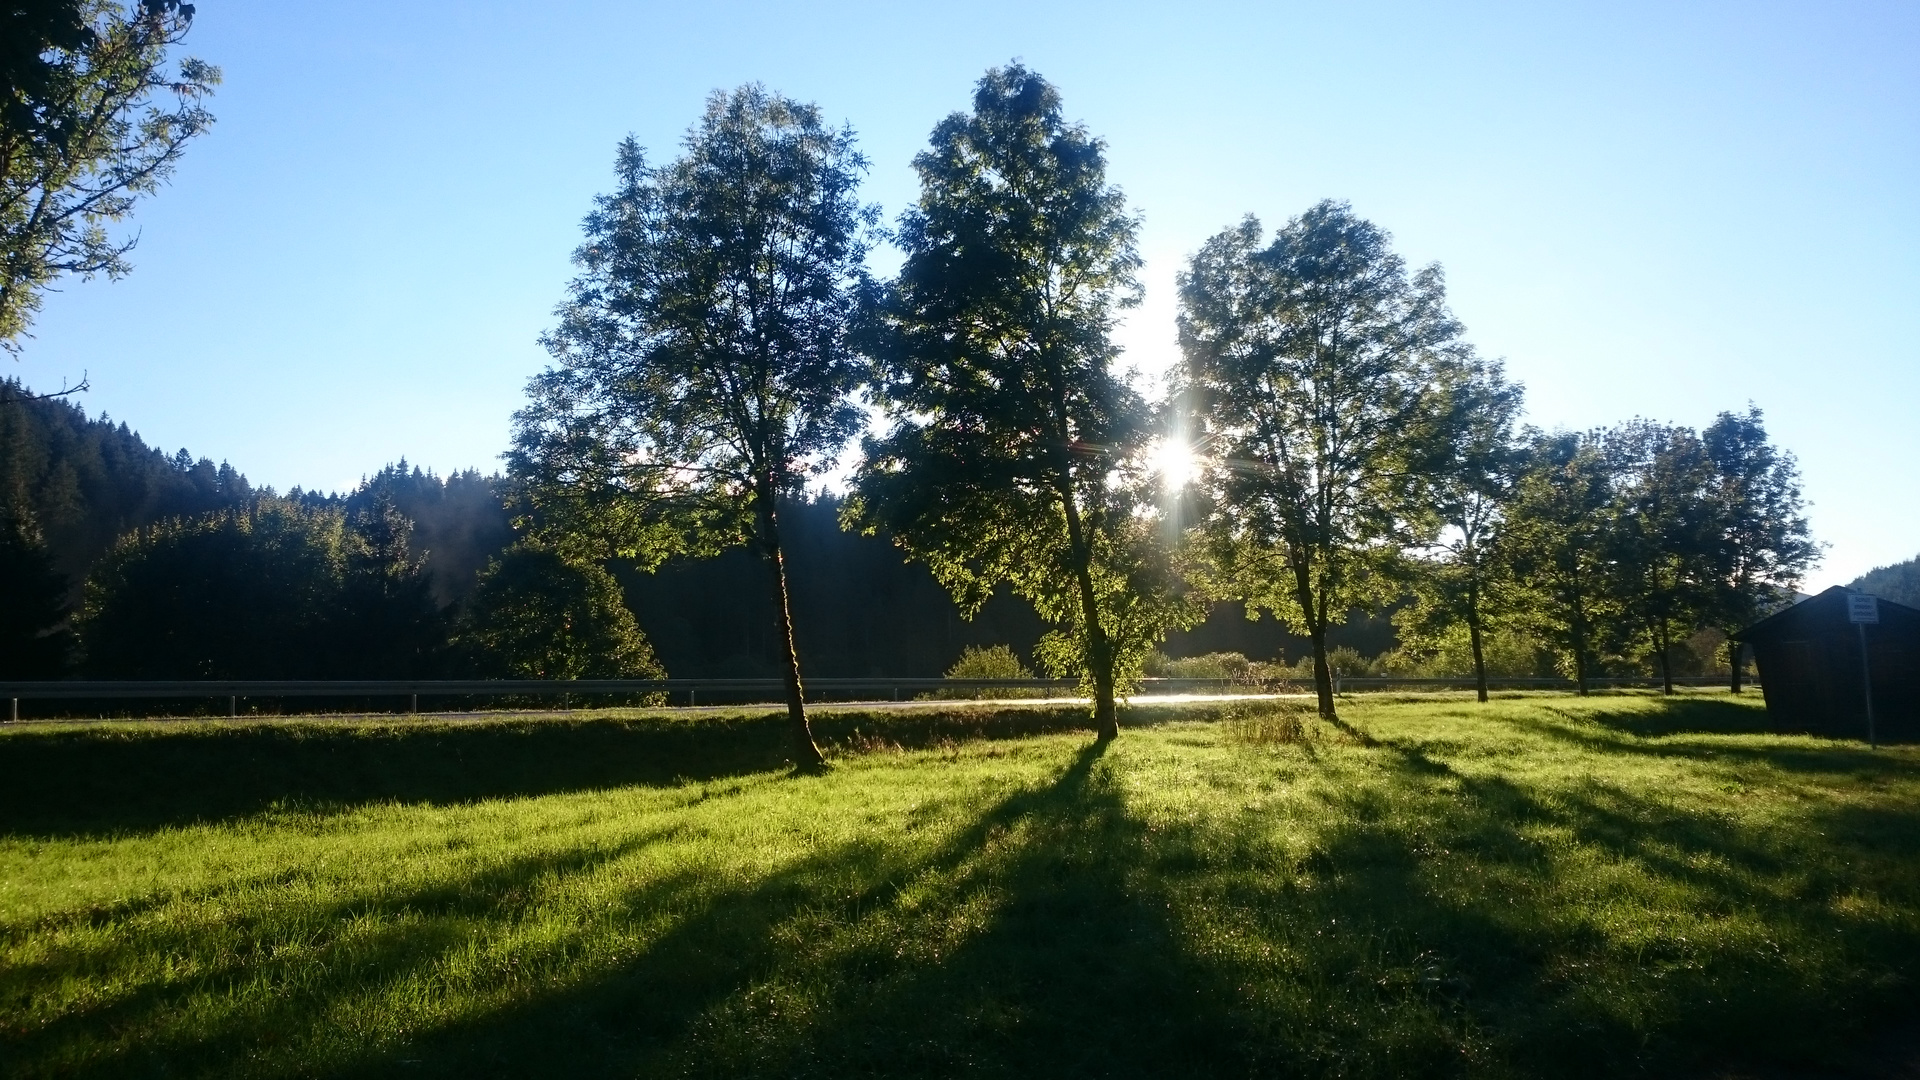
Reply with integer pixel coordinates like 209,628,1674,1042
2,693,1916,1078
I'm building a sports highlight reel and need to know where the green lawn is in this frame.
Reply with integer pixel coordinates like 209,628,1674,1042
2,694,1917,1078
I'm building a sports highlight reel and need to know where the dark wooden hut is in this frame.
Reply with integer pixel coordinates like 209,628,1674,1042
1733,586,1920,741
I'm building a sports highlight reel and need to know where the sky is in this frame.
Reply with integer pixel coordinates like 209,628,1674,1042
10,0,1917,589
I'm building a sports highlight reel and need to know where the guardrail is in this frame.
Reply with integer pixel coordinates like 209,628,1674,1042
0,675,1745,721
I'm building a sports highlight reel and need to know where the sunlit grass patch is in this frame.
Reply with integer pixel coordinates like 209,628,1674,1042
2,694,1916,1077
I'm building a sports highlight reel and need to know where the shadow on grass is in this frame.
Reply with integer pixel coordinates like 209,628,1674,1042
1364,731,1920,1077
9,743,1257,1079
0,705,1158,839
1522,700,1917,778
12,711,1920,1078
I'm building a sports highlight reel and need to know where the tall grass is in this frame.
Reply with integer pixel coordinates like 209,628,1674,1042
2,694,1916,1077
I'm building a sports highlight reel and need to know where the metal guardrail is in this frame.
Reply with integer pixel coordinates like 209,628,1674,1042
0,675,1745,721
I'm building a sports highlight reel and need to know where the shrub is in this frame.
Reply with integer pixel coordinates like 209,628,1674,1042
457,545,665,682
943,644,1034,680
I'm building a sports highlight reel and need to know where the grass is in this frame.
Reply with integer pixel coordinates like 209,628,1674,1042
1,693,1917,1078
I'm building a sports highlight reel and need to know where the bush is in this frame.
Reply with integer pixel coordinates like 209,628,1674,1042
457,545,665,682
943,644,1034,681
1154,651,1253,680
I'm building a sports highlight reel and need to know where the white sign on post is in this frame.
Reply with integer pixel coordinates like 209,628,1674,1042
1848,593,1880,625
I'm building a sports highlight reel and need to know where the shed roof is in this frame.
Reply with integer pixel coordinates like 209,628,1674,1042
1734,585,1920,642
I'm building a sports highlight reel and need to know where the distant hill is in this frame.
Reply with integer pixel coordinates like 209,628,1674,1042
1850,554,1920,608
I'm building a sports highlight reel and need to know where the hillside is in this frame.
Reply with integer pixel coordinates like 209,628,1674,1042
1853,554,1920,608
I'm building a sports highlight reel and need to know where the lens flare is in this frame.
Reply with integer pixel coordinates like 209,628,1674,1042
1149,437,1196,492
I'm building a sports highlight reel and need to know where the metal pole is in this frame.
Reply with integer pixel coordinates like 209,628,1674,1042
689,688,696,707
228,695,236,718
410,693,418,715
9,697,15,723
1860,621,1877,749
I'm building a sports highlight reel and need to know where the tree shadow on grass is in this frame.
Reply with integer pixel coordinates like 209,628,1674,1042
16,721,1919,1079
375,741,1253,1078
6,740,1245,1078
1520,704,1917,778
1361,732,1920,1078
0,706,1150,840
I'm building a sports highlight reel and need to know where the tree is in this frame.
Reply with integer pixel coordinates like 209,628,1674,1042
511,86,873,769
848,64,1195,740
1397,361,1525,702
1851,555,1920,610
456,545,665,682
331,493,448,677
78,499,343,678
1604,420,1721,695
1502,431,1620,695
0,513,71,677
1174,203,1473,720
2,0,216,351
1701,407,1817,690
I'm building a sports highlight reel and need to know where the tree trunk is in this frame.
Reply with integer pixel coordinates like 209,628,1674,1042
1308,623,1337,719
1290,555,1337,719
1656,618,1674,696
1059,493,1118,740
1570,607,1590,697
1728,638,1744,693
758,498,824,769
1467,609,1489,704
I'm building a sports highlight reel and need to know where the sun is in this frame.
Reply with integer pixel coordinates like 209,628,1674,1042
1148,437,1197,492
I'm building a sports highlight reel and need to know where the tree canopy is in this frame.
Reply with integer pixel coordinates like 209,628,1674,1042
1175,202,1477,718
849,63,1196,739
1,0,216,351
512,85,875,767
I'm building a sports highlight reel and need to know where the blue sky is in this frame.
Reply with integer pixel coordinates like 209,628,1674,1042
11,0,1916,588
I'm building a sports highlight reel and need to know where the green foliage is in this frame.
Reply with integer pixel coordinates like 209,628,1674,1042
76,496,454,679
78,499,345,678
514,84,874,764
850,64,1200,732
1175,201,1478,715
346,461,513,608
1501,430,1622,691
4,695,1918,1077
512,85,874,567
1702,407,1818,636
943,643,1032,681
0,515,70,677
1395,360,1526,697
0,378,255,582
1378,624,1549,678
456,545,665,681
1,0,217,350
331,494,450,678
1147,650,1250,680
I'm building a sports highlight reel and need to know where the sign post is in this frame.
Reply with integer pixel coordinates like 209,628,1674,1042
1848,593,1879,748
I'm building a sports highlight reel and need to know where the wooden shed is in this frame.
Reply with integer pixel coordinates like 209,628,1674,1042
1733,586,1920,741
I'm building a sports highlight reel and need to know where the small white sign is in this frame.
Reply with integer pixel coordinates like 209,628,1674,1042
1848,593,1880,625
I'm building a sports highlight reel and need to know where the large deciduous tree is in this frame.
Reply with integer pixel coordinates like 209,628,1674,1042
1502,431,1620,695
2,0,216,351
1605,420,1720,695
1397,361,1525,702
1700,407,1816,691
511,85,874,769
1175,203,1473,720
849,64,1195,740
